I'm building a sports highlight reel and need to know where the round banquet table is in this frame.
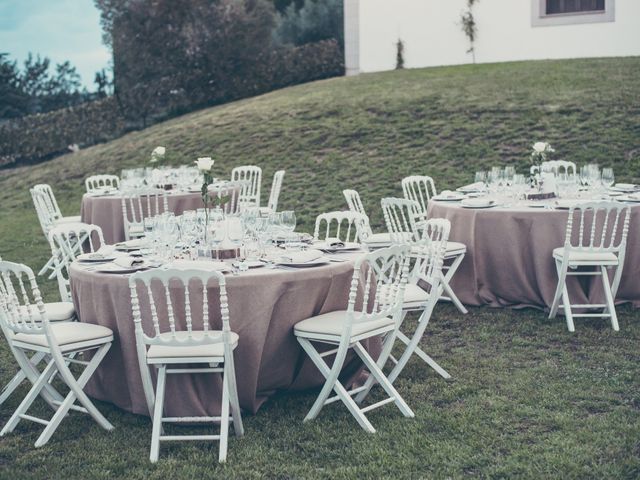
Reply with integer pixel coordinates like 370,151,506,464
69,258,378,418
80,184,241,245
427,201,640,310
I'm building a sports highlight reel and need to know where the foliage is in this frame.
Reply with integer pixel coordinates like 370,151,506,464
274,0,344,48
396,39,405,70
0,58,639,479
461,0,479,63
0,97,125,167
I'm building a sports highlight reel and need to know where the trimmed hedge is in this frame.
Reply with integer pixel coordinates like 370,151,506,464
0,98,126,167
0,40,343,168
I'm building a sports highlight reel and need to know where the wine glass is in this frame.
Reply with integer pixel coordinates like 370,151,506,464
601,168,615,190
280,211,296,244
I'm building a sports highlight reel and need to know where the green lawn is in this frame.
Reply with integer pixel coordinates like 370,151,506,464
1,58,639,479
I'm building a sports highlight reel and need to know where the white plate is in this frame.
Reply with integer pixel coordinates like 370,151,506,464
315,242,361,252
276,259,330,268
115,239,149,251
433,195,465,202
460,199,497,209
611,183,638,193
620,195,640,203
96,263,148,274
233,260,265,269
526,203,547,208
77,253,116,263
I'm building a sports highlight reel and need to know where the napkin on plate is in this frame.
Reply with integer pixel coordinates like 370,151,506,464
115,239,146,249
435,190,464,200
457,182,484,192
324,237,345,248
461,198,494,208
113,256,145,268
278,249,323,264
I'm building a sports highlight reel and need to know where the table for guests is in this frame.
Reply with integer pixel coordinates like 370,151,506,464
428,201,640,310
69,258,377,418
80,184,242,244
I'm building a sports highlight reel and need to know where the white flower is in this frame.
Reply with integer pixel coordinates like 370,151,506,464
533,142,548,153
150,146,166,163
195,157,214,172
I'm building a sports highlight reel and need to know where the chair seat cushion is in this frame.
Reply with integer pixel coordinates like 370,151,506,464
147,331,239,359
445,241,466,256
403,284,430,305
19,302,75,322
294,310,394,338
56,215,82,224
552,248,618,263
14,322,113,348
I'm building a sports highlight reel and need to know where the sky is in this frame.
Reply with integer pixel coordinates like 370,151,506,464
0,0,110,90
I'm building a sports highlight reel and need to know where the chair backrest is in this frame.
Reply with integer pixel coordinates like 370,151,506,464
341,245,410,335
343,189,373,237
231,166,262,208
85,174,120,193
401,176,437,218
32,184,62,221
532,160,577,175
564,202,631,255
31,188,56,235
121,190,169,240
129,269,232,349
314,211,369,243
381,197,421,244
48,224,105,302
267,170,285,212
411,218,450,288
0,260,48,337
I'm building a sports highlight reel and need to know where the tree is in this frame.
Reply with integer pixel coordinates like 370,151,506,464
0,53,28,119
274,0,344,48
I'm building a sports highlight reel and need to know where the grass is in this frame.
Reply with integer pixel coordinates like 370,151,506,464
1,57,640,479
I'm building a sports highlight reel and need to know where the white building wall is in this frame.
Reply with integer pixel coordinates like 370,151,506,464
344,0,640,75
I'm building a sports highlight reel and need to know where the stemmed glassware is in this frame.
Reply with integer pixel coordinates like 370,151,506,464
601,168,615,190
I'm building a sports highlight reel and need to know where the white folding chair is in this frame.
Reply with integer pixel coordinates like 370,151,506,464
85,174,120,193
31,185,84,278
401,176,437,218
294,245,414,433
549,201,631,332
0,254,76,408
0,260,114,447
121,190,169,240
531,160,576,176
343,189,392,247
231,166,262,208
259,170,285,216
129,269,244,463
313,211,369,243
382,197,468,314
48,224,106,303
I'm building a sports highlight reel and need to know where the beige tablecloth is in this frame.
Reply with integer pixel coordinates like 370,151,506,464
427,201,640,309
81,185,241,244
70,259,377,417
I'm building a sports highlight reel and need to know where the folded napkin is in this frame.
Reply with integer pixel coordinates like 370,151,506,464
435,190,464,200
324,237,345,248
458,182,484,192
461,198,494,208
278,249,323,264
97,245,116,256
614,183,638,191
113,256,144,268
628,192,640,200
115,239,146,249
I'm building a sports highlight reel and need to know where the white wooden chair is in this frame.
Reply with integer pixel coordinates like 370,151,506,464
401,175,437,218
231,166,262,208
549,201,631,332
30,185,84,278
121,190,169,240
48,224,106,303
343,189,392,247
85,174,120,193
259,170,285,216
381,197,468,314
129,269,243,463
210,181,244,216
293,245,414,432
313,211,369,243
0,260,114,447
531,160,577,175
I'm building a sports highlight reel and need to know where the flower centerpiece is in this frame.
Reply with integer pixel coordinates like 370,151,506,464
195,157,231,245
150,146,166,164
530,141,555,192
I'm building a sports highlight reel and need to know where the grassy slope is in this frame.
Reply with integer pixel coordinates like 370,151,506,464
0,58,639,479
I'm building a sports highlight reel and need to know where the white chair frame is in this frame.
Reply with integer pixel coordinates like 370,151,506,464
129,269,243,463
343,189,393,248
231,166,262,208
530,160,577,175
0,261,114,447
381,197,468,314
85,174,120,193
402,175,437,219
549,201,631,332
313,211,369,243
294,245,414,432
266,170,285,213
121,190,169,241
48,224,105,303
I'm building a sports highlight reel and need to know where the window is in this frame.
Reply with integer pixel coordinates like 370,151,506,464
532,0,614,26
546,0,605,15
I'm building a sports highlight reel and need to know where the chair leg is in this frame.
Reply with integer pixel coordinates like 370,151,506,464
150,365,166,463
0,370,27,406
1,358,58,436
601,266,619,331
441,253,468,314
10,349,65,411
298,338,376,433
561,282,575,333
354,343,414,418
354,324,400,404
219,368,230,463
393,330,451,380
224,353,244,437
549,259,568,319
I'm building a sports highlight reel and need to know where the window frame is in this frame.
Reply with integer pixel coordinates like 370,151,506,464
532,0,615,27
